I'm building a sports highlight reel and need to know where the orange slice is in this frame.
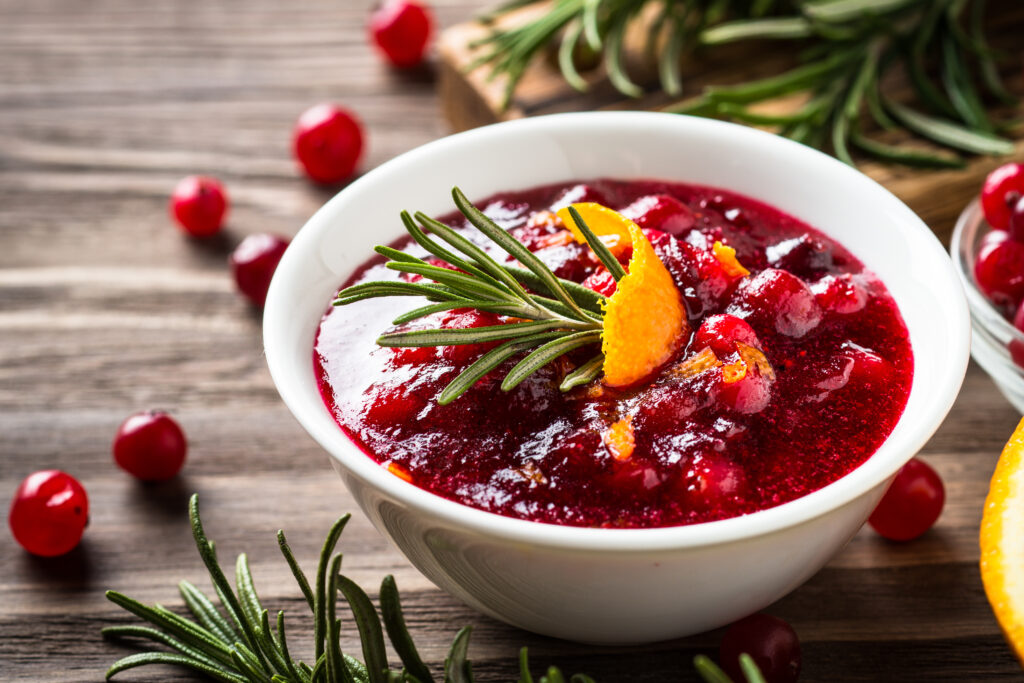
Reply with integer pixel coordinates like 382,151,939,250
981,417,1024,664
600,219,688,387
556,202,634,257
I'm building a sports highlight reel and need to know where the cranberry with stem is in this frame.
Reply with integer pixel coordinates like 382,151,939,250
113,411,188,482
170,176,228,238
293,104,365,185
981,162,1024,231
9,470,89,557
369,0,433,68
868,457,945,541
230,234,290,307
719,613,801,683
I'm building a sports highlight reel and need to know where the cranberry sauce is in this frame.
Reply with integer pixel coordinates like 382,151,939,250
315,179,913,528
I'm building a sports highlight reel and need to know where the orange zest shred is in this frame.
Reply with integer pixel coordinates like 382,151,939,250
556,202,634,257
722,361,747,384
713,240,750,277
669,347,722,379
515,461,549,486
600,218,689,387
602,415,635,462
386,462,413,483
736,341,776,381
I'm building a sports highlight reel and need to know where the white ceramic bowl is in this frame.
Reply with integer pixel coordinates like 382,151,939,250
264,112,969,644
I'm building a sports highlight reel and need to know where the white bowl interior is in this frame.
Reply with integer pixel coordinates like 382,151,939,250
264,112,969,552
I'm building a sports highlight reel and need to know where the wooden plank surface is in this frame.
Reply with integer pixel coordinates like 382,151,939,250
0,1,1022,681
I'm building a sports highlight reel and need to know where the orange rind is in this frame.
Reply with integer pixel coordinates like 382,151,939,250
981,417,1024,665
713,240,750,277
603,415,635,462
556,202,634,257
600,218,688,387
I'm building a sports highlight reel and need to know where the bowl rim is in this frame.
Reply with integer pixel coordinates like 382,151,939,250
265,111,970,553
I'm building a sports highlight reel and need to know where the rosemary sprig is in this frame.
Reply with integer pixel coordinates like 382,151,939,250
333,187,619,404
103,494,770,683
471,0,1019,168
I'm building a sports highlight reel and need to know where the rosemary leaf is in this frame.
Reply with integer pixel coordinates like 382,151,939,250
106,651,248,683
802,0,917,24
275,611,306,683
379,320,583,349
235,554,265,629
738,654,768,683
276,530,316,611
314,515,352,661
566,206,626,280
941,31,994,133
179,579,239,645
504,266,605,315
384,262,519,302
700,17,812,45
443,626,474,683
603,10,643,98
851,132,965,168
693,654,733,683
558,18,589,93
380,575,435,683
559,353,604,391
884,98,1015,155
102,625,228,672
337,575,390,683
501,331,602,391
518,647,535,683
438,331,564,404
400,212,494,283
325,555,353,683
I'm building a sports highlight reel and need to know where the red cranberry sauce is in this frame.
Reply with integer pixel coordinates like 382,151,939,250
315,179,913,528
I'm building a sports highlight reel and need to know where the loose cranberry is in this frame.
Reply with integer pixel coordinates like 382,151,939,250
720,613,801,683
9,470,89,557
170,176,228,238
730,269,822,338
811,274,867,315
718,367,773,415
582,268,618,297
842,344,893,391
230,234,290,307
981,163,1024,231
369,0,433,68
974,236,1024,311
438,308,501,363
869,457,944,541
1009,195,1024,243
621,195,695,236
694,314,761,358
293,104,364,184
113,411,188,481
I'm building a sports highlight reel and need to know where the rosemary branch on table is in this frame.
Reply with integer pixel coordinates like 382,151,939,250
102,494,769,683
470,0,1019,168
333,190,623,404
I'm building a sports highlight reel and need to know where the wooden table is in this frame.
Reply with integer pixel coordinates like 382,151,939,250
1,1,1021,680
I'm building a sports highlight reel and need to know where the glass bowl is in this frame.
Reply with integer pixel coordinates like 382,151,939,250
951,198,1024,412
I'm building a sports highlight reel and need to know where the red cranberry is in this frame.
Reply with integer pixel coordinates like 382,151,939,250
694,314,761,358
9,470,89,557
683,454,748,509
765,234,832,278
230,234,290,307
1011,299,1024,368
868,458,945,541
582,268,618,297
113,411,187,481
634,385,701,431
811,274,867,315
842,344,893,390
720,613,801,683
974,236,1024,310
170,176,228,238
293,104,364,184
369,0,433,68
718,368,772,415
363,386,426,426
621,195,695,236
730,269,822,338
390,345,437,365
1009,195,1024,243
981,163,1024,231
439,308,500,363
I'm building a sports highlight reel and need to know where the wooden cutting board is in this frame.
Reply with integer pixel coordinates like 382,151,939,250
438,3,1024,243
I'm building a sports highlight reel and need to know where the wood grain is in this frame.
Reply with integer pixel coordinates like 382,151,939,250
1,1,1023,681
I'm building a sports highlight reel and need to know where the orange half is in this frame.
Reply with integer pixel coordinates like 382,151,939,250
981,416,1024,665
600,221,688,387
